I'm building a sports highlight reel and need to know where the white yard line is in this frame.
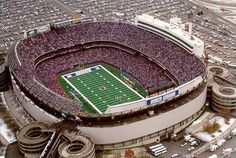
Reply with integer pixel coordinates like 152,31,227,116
62,76,102,114
70,92,80,101
99,65,144,99
62,65,144,114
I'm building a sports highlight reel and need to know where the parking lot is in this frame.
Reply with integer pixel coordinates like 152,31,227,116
0,0,202,54
0,0,77,54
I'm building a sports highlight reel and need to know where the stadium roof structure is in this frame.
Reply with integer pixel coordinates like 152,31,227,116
135,14,205,58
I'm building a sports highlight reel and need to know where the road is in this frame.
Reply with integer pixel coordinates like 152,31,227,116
188,0,236,32
48,0,79,17
197,136,236,158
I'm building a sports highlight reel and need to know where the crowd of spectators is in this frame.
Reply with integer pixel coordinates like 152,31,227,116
35,46,172,96
9,21,206,115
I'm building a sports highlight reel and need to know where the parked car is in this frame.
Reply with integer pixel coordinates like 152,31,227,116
188,147,195,151
209,144,218,152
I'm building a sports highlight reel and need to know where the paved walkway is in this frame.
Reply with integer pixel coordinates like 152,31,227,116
48,0,79,17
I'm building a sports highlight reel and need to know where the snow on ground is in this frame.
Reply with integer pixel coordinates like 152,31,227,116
225,16,236,23
0,119,16,144
196,1,236,13
194,116,236,142
185,111,212,133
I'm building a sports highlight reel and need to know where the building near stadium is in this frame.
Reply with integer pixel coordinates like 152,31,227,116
8,15,207,149
15,122,95,158
207,65,236,117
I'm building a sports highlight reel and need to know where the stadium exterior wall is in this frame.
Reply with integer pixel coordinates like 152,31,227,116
11,75,61,124
78,86,207,145
178,76,203,94
147,76,203,107
106,77,203,113
105,100,146,113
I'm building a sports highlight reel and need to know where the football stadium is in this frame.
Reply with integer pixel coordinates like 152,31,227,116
8,15,207,148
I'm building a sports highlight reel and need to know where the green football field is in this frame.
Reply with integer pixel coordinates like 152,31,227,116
60,65,144,114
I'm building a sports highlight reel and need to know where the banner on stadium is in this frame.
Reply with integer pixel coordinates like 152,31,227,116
54,20,73,29
24,24,50,38
71,18,81,24
37,24,50,34
63,66,101,79
24,29,37,38
146,89,179,106
81,16,96,23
